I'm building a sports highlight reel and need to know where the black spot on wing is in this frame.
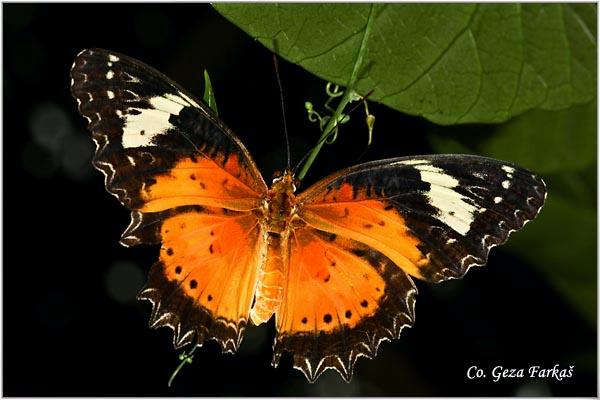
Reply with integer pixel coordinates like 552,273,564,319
273,240,417,383
138,261,246,352
313,231,337,242
118,205,248,248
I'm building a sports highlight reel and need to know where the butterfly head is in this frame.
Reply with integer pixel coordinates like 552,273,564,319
271,169,299,193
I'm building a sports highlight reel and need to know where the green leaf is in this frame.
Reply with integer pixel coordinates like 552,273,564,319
504,181,597,325
215,4,596,125
430,100,597,174
479,101,597,174
430,105,597,326
202,70,219,116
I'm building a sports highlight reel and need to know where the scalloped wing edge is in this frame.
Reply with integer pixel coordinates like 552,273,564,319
137,261,247,353
272,260,418,382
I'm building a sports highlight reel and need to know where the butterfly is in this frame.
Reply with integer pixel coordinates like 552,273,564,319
70,48,547,382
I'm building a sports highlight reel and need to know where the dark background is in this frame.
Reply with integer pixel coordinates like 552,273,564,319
3,3,596,396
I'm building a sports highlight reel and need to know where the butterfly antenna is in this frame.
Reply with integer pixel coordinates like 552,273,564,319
273,54,291,170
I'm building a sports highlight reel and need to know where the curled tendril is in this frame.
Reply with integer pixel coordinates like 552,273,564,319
349,90,363,102
315,115,324,131
325,82,344,98
325,124,338,144
297,5,376,181
305,102,322,123
325,83,345,113
305,82,353,146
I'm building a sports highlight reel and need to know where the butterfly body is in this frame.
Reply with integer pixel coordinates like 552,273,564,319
71,48,547,382
250,171,299,325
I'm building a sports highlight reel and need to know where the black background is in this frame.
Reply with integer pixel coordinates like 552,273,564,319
3,3,596,396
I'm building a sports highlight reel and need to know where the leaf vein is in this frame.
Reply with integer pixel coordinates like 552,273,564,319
380,4,479,101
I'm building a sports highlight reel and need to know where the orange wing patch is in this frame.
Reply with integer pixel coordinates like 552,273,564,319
138,206,265,352
300,199,429,279
273,227,417,382
277,228,386,333
140,153,263,213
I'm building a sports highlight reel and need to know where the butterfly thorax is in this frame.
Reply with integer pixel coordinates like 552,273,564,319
263,170,299,234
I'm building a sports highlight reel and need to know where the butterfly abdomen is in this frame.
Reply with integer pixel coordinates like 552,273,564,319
250,231,288,325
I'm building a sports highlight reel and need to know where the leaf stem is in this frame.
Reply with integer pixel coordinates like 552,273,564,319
297,4,377,181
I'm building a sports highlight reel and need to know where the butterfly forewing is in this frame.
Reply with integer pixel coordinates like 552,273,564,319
70,48,268,352
272,154,546,380
70,48,267,215
299,155,546,282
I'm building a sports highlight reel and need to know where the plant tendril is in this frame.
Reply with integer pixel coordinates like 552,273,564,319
297,4,377,180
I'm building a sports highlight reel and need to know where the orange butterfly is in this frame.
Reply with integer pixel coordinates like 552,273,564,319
71,48,547,382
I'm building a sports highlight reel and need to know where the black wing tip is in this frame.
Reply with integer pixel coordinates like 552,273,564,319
401,156,547,283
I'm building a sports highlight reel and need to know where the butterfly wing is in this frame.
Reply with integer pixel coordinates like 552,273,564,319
71,49,268,351
139,206,265,351
71,48,267,216
273,227,416,382
274,155,546,381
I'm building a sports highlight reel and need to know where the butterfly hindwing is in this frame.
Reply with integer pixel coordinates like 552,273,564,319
138,206,265,351
273,154,546,380
71,49,268,351
273,227,416,382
